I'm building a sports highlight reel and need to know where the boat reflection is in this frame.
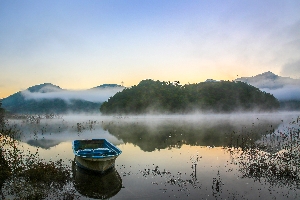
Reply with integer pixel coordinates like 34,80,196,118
72,160,122,199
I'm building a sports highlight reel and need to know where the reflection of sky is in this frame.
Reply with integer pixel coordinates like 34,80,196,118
1,1,300,98
9,113,300,199
20,141,74,162
116,144,238,198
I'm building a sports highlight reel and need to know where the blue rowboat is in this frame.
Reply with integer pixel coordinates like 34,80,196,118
72,139,122,173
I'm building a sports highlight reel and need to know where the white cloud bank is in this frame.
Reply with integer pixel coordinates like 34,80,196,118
237,72,300,101
21,87,124,103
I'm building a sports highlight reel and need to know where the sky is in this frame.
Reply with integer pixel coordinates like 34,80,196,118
1,0,300,98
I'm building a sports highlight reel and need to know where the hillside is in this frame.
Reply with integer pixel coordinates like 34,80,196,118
3,98,101,114
26,83,63,92
100,79,280,114
2,83,123,114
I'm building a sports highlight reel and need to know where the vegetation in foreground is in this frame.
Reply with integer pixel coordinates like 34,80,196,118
0,128,75,199
0,102,76,199
100,79,280,114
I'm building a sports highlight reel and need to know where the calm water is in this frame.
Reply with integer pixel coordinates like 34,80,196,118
2,112,300,199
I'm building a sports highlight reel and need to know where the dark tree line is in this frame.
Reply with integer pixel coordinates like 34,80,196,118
100,79,280,114
2,92,101,114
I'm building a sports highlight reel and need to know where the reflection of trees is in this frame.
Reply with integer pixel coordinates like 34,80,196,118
8,119,99,149
26,139,61,149
102,119,280,152
229,116,300,190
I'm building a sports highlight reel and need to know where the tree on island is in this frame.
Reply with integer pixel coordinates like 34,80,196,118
100,79,280,114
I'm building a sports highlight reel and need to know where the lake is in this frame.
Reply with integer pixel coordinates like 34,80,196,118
1,112,300,199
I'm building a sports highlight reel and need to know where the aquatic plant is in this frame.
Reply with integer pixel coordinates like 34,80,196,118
229,116,300,190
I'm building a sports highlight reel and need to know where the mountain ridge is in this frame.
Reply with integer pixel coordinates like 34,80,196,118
235,71,300,89
27,83,63,93
2,72,300,114
2,83,124,114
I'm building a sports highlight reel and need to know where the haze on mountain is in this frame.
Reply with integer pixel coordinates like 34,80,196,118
2,83,124,114
2,71,300,114
21,83,124,103
235,71,300,101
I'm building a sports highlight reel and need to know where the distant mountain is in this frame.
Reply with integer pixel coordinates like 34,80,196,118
27,83,63,93
2,83,124,114
235,72,300,110
235,71,300,89
91,84,123,89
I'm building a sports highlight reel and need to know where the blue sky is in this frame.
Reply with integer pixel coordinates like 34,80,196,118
1,0,300,98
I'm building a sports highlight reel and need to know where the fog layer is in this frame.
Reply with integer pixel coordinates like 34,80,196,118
262,85,300,101
21,87,123,103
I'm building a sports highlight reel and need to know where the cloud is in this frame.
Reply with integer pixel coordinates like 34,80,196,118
21,87,123,103
262,85,300,101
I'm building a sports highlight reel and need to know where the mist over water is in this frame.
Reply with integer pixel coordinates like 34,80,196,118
3,111,300,199
9,112,300,150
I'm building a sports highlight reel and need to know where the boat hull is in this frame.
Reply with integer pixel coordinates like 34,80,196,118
75,155,117,173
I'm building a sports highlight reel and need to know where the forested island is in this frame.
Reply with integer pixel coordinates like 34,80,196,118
100,79,280,114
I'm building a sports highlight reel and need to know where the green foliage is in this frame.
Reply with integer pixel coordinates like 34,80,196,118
101,80,185,114
0,123,74,198
100,80,280,114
